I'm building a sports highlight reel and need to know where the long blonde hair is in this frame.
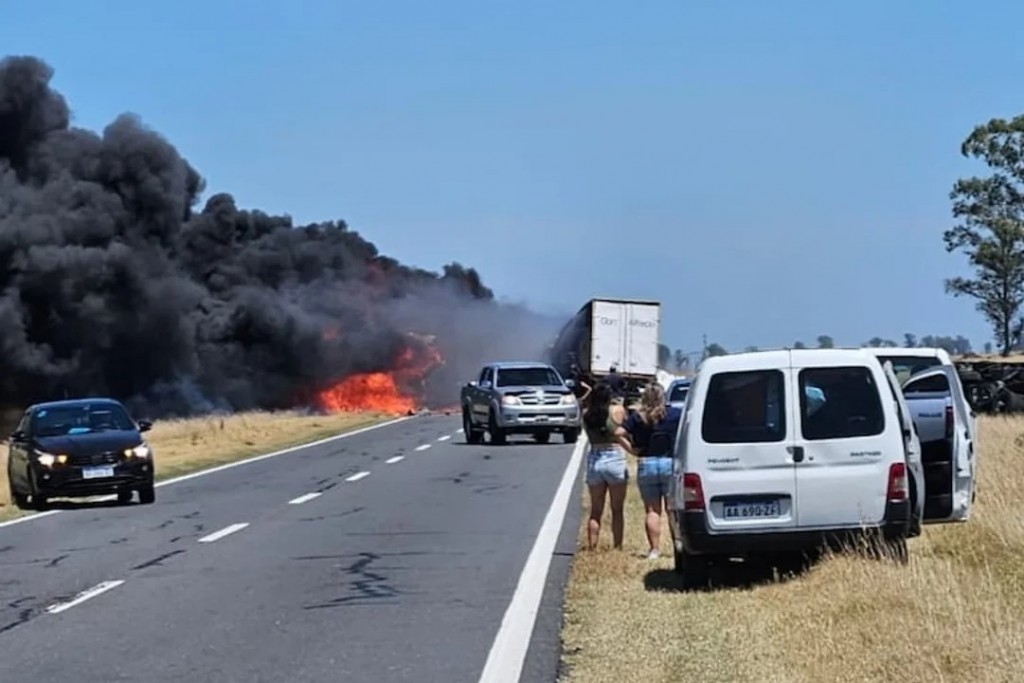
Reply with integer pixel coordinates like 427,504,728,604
638,382,667,425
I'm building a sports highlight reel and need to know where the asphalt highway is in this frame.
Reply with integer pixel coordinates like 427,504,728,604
0,414,582,683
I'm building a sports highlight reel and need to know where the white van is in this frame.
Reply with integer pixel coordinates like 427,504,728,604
667,348,930,586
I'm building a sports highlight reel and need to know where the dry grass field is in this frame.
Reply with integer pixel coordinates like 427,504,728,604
560,415,1024,683
0,410,392,522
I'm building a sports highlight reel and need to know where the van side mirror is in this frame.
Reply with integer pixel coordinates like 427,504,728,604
10,430,25,442
137,420,153,433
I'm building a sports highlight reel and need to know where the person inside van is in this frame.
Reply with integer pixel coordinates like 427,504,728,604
582,381,631,550
623,382,683,559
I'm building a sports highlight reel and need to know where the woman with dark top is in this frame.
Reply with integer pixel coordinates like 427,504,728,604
582,381,631,550
624,382,683,559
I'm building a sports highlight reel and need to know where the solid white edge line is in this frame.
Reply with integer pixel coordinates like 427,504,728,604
415,444,431,451
197,522,249,543
477,433,587,683
45,580,125,614
437,435,451,442
288,492,322,505
0,415,414,531
345,471,371,482
385,456,404,464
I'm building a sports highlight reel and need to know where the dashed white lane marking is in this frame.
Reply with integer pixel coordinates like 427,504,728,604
346,471,371,482
415,444,431,452
477,432,587,683
198,523,250,543
385,456,404,464
288,492,322,505
437,434,452,442
456,428,464,434
46,580,125,614
0,416,414,532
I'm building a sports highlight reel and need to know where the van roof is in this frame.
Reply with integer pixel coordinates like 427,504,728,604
698,348,881,373
859,347,951,360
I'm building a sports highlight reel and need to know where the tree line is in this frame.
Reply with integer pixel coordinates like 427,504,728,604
660,111,1024,364
658,333,985,372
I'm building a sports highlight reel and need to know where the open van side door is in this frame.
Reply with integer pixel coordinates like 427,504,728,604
880,361,924,536
902,366,974,523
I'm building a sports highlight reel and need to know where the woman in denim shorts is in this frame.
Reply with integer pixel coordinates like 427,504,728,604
624,382,683,559
582,381,630,550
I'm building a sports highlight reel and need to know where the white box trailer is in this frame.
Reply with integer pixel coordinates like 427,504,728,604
549,298,662,395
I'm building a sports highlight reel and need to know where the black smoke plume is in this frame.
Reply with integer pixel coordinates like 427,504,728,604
0,55,563,418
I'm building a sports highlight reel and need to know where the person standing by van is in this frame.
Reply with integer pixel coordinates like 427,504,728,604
624,382,683,559
582,381,631,550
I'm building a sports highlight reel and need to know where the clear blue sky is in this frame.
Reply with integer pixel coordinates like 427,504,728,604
3,0,1021,356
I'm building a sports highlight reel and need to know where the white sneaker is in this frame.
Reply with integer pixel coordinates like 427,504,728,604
646,549,660,560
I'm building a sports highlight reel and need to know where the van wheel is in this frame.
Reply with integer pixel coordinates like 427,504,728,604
673,549,712,589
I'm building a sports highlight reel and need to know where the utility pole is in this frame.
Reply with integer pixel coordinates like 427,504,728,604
701,333,708,361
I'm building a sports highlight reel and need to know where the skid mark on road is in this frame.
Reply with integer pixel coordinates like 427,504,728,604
131,549,187,571
304,552,401,609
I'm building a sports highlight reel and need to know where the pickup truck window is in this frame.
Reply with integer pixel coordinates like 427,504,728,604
798,366,884,440
495,367,562,387
701,370,786,444
876,356,942,384
903,373,949,394
668,383,690,403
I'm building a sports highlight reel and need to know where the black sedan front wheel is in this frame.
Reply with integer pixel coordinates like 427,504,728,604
138,484,155,505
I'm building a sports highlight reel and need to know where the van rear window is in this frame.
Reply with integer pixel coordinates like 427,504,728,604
799,366,885,440
701,370,786,443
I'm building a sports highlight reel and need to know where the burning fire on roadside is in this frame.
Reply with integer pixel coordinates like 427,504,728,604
316,332,444,415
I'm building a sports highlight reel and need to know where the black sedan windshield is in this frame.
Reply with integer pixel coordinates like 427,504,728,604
33,403,137,437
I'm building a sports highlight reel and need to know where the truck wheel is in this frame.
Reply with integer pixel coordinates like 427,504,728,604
138,484,156,505
488,411,507,445
533,431,551,444
563,428,579,444
462,409,483,444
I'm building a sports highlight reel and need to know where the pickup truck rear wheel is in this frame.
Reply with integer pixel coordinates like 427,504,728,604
563,428,579,444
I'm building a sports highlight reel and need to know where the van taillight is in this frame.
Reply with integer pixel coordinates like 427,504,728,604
682,473,705,511
887,462,908,503
945,404,953,439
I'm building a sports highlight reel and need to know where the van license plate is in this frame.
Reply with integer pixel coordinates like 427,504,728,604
723,500,780,519
82,466,114,480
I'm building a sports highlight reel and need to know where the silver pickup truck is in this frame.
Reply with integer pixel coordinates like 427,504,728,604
868,348,976,525
460,362,581,445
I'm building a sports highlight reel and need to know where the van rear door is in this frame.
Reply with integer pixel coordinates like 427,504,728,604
902,367,975,522
789,355,893,529
697,360,798,532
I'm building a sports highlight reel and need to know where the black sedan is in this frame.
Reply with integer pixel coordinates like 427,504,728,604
6,398,156,510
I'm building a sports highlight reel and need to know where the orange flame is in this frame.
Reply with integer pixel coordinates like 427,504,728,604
316,333,443,415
